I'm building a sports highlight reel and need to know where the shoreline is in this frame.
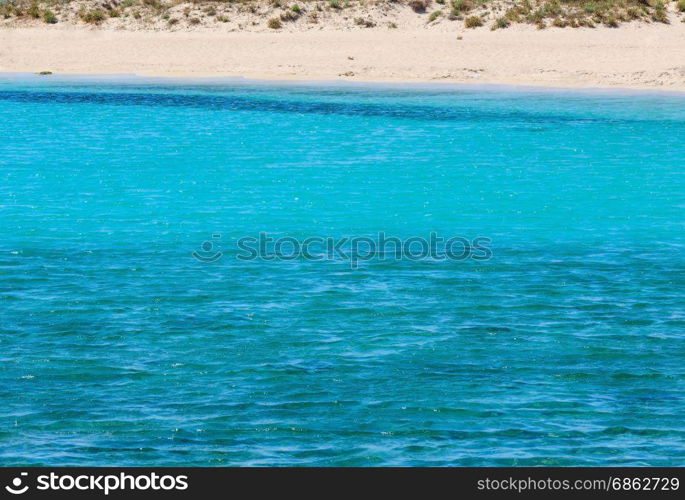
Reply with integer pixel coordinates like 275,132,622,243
4,71,685,98
2,24,685,91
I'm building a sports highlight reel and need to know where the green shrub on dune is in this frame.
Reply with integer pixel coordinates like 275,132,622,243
491,16,510,28
428,9,443,21
27,1,40,18
80,8,107,24
42,8,57,23
452,0,474,12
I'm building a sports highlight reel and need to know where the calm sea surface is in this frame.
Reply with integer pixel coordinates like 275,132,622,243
1,77,684,466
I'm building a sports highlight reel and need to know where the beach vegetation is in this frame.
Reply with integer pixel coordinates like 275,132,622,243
355,16,376,26
503,3,525,22
268,16,282,27
0,0,676,31
0,1,11,18
280,8,299,20
626,6,641,18
408,0,430,12
27,1,40,18
428,9,442,20
490,0,668,28
678,0,685,11
452,0,474,11
464,14,483,26
142,0,163,9
491,15,509,28
603,13,619,25
651,1,667,22
80,8,107,24
43,8,57,23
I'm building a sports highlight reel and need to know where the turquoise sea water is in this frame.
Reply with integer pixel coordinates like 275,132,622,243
1,76,684,466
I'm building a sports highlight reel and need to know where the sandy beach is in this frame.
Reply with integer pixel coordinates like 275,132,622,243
2,20,685,90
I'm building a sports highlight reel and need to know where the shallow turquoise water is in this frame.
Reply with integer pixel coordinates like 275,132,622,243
1,77,684,466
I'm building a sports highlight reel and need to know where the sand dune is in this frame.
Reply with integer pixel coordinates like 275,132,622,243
2,21,685,90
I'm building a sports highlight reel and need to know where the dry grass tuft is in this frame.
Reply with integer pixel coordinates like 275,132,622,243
464,14,483,26
268,16,282,28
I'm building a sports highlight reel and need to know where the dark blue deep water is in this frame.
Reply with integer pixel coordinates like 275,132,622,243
1,77,684,466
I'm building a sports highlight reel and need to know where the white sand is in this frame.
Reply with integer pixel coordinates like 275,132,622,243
2,22,685,90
